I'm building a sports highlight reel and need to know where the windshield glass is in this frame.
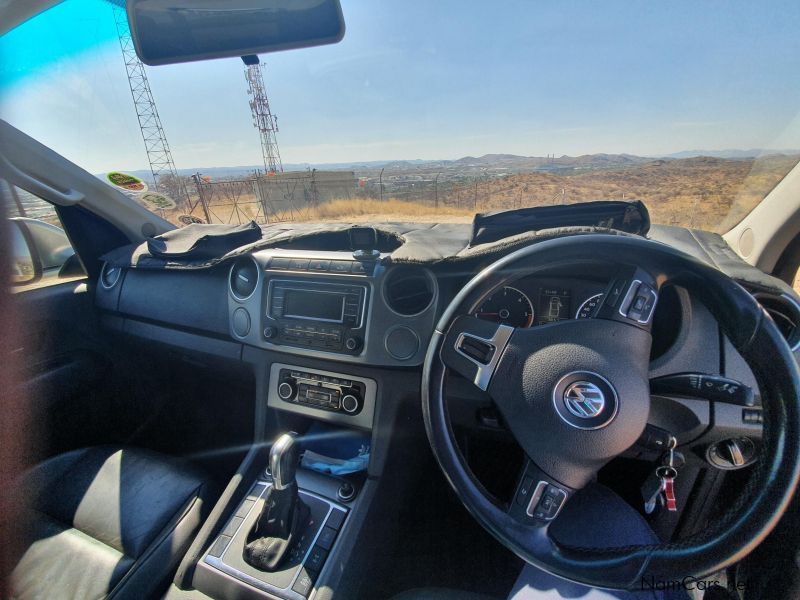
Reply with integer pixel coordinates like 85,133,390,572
2,0,799,231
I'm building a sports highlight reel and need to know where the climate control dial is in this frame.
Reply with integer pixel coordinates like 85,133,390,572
277,380,296,400
341,394,359,414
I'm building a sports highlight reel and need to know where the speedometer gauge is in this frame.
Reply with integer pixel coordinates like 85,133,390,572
475,286,535,328
576,293,603,319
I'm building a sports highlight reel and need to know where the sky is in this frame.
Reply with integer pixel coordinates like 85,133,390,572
1,0,800,173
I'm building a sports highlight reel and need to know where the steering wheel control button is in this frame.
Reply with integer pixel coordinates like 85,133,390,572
525,481,568,520
449,323,514,391
618,279,658,323
604,278,629,308
552,372,619,430
516,476,536,506
458,335,495,364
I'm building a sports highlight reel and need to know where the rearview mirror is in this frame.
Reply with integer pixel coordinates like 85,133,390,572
127,0,346,66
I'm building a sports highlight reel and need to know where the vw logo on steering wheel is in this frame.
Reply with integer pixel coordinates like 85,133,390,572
552,371,618,430
563,381,606,418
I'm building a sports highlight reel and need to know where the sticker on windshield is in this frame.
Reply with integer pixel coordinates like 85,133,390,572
107,172,148,192
139,192,177,210
179,215,205,225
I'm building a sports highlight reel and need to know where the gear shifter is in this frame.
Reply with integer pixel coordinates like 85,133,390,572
243,433,309,571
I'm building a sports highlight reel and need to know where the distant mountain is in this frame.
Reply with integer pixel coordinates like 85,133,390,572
662,149,800,159
100,150,799,183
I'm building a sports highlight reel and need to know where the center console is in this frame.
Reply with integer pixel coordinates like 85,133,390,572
197,479,348,600
227,250,438,367
194,431,356,600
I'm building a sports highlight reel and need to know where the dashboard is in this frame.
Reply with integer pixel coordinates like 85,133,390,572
93,225,800,414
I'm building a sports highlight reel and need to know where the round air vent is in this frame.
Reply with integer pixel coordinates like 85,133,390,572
383,267,435,316
229,257,259,301
753,292,800,351
100,263,122,289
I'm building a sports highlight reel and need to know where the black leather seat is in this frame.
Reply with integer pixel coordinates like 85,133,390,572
10,445,212,599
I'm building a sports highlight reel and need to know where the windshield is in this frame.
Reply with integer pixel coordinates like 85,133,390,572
2,0,799,231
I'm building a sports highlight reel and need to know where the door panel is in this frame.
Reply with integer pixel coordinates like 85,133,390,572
14,280,116,459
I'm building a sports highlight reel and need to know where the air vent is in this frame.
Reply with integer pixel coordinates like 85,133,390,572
754,292,800,351
383,267,435,316
100,263,122,289
229,257,259,301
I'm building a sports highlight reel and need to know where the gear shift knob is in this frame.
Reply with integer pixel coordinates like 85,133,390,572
270,433,298,490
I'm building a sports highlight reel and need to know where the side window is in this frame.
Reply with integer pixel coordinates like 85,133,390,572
4,182,85,291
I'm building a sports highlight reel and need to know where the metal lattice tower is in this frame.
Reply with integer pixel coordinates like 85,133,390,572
243,56,283,174
111,4,188,206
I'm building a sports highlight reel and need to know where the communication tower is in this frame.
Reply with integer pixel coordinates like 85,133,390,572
243,55,283,175
111,3,189,207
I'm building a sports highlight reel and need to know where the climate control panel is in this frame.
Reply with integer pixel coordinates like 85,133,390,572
267,363,377,430
276,368,365,415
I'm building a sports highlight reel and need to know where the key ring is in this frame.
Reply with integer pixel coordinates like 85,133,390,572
656,465,677,480
667,435,677,468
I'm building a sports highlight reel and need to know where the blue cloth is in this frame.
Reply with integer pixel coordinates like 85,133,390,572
299,422,370,476
509,484,685,600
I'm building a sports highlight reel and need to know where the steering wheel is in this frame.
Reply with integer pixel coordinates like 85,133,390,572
422,234,800,589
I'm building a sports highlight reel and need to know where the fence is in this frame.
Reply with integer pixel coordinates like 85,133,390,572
353,172,571,212
153,169,588,226
176,170,358,225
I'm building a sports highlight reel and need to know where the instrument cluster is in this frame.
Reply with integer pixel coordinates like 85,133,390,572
474,277,608,328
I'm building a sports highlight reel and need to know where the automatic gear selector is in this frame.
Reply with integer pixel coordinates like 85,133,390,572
243,433,309,571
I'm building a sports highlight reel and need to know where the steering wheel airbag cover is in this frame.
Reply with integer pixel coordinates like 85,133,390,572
489,318,651,488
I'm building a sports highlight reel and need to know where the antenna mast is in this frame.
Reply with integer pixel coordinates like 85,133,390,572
243,55,283,175
111,3,188,205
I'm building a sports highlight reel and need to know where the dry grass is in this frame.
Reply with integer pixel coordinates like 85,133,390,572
305,198,474,222
160,155,799,233
470,155,799,233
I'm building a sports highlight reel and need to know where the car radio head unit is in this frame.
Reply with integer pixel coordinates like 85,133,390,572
283,288,346,323
265,279,368,354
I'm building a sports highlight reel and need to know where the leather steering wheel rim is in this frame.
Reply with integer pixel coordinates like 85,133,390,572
421,233,800,589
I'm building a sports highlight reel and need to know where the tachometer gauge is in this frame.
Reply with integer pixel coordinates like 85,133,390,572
576,293,603,319
475,286,535,328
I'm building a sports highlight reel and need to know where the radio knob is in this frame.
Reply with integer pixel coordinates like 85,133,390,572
345,336,362,352
278,381,296,400
341,394,359,414
263,326,277,339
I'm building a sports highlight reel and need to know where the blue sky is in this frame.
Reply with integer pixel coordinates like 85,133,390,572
1,0,799,173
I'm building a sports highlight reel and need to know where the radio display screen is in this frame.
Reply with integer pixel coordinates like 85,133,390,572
284,289,345,322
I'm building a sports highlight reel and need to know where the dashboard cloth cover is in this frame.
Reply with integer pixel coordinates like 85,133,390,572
100,204,793,297
145,220,261,259
471,200,649,245
101,201,645,270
